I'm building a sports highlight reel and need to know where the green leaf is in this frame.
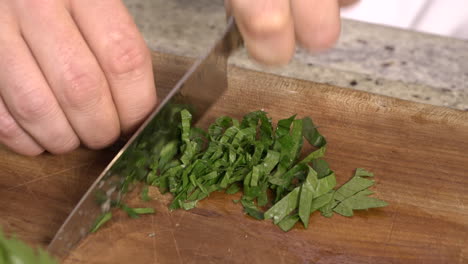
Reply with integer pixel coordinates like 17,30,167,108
298,167,317,227
132,208,156,215
269,163,308,187
250,165,264,187
264,187,300,224
90,212,112,233
311,159,332,179
180,109,192,142
333,190,388,217
140,185,150,201
120,204,141,219
179,200,198,210
240,110,274,147
275,115,296,139
333,201,354,217
277,214,300,232
314,172,337,198
319,201,334,218
225,184,241,194
310,191,335,213
300,146,326,164
302,117,326,148
241,199,264,220
0,229,58,264
355,168,374,177
262,150,280,174
334,175,375,202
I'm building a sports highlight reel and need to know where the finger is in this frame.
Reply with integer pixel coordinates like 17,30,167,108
0,97,44,156
0,6,79,154
228,0,296,65
291,0,341,52
70,0,157,133
13,0,121,149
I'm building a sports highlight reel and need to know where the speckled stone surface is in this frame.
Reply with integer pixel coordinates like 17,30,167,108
123,0,468,111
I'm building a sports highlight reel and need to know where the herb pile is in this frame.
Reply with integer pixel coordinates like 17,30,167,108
0,229,57,264
104,109,387,232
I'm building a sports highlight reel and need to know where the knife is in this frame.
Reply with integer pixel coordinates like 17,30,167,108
47,16,243,260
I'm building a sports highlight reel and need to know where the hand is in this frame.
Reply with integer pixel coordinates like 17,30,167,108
226,0,359,65
0,0,157,156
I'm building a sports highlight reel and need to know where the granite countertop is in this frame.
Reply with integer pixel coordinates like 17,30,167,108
123,0,468,111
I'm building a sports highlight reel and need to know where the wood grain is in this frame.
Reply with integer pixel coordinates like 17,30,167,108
1,51,467,264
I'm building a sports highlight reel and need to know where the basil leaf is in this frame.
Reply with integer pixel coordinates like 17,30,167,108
311,159,332,179
300,146,326,164
355,168,374,177
302,117,326,148
319,201,334,218
275,115,296,140
225,183,241,194
310,191,335,213
132,208,156,215
277,214,300,232
314,172,337,198
333,189,387,217
140,185,150,201
298,168,316,227
241,199,264,220
262,150,280,174
179,200,198,210
334,175,375,202
90,212,112,233
264,187,300,224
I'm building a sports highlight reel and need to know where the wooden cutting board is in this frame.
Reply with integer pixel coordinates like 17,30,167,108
1,51,467,264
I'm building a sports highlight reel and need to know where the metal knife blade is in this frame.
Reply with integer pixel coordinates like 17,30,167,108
47,16,242,259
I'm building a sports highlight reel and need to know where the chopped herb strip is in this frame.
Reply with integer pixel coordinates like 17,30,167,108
333,169,376,202
241,199,265,220
133,208,156,215
298,167,317,227
264,187,300,224
100,108,387,233
140,185,151,201
120,204,140,219
225,184,241,194
90,212,112,233
277,214,300,232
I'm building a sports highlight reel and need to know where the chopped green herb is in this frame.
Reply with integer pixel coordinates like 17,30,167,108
140,185,151,201
298,167,317,227
133,208,156,215
100,108,387,233
277,214,300,232
264,187,300,224
90,212,112,233
225,184,241,194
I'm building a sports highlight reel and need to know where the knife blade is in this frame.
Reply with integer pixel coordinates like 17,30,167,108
47,16,242,260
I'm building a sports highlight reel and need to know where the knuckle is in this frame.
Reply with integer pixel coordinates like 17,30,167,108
0,110,22,139
12,88,55,122
105,30,149,78
62,67,104,109
245,11,290,36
